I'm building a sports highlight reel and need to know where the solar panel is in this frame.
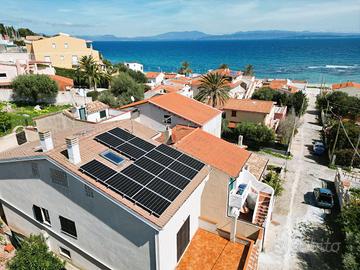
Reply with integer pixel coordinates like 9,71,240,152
177,154,205,171
169,161,198,180
135,157,166,175
117,143,146,160
95,132,124,149
108,127,135,141
122,164,155,185
129,137,156,152
156,144,182,159
133,188,171,217
158,169,190,189
145,150,174,167
106,173,143,198
147,178,181,201
80,160,117,183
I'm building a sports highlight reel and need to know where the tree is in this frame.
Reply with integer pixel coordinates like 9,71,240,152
218,63,229,69
12,74,58,104
277,113,299,144
195,73,230,108
111,72,144,105
0,112,11,133
79,55,99,90
252,87,288,106
290,91,308,116
17,28,36,37
7,235,65,270
244,64,254,76
235,122,275,148
327,121,360,151
263,171,284,196
178,61,192,76
103,66,116,89
98,91,121,107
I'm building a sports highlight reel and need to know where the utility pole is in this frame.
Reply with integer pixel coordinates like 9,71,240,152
330,118,341,166
350,131,360,169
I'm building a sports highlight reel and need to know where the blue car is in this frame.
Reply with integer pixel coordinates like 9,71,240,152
313,142,325,155
313,188,334,208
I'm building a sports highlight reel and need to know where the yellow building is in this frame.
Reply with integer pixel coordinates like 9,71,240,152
27,33,100,69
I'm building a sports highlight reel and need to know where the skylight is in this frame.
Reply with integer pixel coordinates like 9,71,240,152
101,150,124,165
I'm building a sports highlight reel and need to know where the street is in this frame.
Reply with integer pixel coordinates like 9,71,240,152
259,88,340,270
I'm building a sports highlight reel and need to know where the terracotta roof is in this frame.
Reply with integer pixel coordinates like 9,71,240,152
221,99,274,114
190,77,203,87
0,120,210,229
120,93,222,126
176,128,251,177
167,77,191,85
146,72,161,79
177,229,250,270
153,84,183,93
156,125,195,144
269,80,287,90
210,69,242,77
332,81,360,90
164,73,178,79
49,75,73,91
85,101,109,114
246,153,269,180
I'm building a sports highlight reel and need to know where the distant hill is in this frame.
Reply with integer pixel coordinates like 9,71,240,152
79,30,360,41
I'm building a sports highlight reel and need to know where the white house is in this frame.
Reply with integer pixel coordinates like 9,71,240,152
124,62,144,73
72,101,109,122
120,93,223,137
146,72,165,88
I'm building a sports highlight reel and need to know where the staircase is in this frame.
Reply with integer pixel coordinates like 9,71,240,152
246,243,260,270
254,192,271,227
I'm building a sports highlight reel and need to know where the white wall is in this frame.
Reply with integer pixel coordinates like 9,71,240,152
0,159,157,270
157,175,208,270
0,52,30,63
85,109,108,122
202,113,222,138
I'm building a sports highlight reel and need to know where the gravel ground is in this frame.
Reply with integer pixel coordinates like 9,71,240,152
258,88,341,270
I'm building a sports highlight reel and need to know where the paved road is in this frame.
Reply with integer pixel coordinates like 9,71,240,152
259,88,337,270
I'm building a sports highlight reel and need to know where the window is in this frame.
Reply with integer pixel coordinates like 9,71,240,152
101,150,124,165
177,216,190,261
59,247,71,259
31,162,39,177
0,73,6,78
50,169,68,187
59,216,77,238
52,43,56,48
231,110,237,117
84,184,94,198
33,205,51,225
72,55,78,65
64,42,68,48
44,56,51,62
164,114,172,124
60,55,64,61
99,110,107,119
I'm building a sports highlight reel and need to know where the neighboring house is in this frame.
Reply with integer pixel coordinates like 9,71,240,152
146,72,165,88
0,120,260,270
267,79,299,94
144,84,192,99
221,99,279,129
72,101,110,122
27,33,100,69
124,62,144,73
49,75,74,91
120,93,223,137
332,81,360,98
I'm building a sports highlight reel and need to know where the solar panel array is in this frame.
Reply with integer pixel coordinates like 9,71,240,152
80,127,205,217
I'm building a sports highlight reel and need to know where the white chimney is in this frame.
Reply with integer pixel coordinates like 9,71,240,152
230,207,240,242
38,131,54,152
238,135,243,147
66,137,81,164
164,126,172,144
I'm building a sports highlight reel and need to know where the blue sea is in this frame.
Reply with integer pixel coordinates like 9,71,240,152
93,39,360,83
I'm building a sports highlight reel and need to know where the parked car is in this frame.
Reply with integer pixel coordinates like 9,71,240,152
313,141,325,155
313,188,334,208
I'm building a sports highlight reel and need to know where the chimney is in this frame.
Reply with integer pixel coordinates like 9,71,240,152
164,126,172,144
230,208,240,242
38,131,54,152
238,135,243,147
66,137,81,164
243,164,250,171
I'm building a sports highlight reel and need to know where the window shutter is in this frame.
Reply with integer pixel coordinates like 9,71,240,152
33,205,43,223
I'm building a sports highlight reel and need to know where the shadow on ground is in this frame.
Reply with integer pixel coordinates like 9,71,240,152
295,182,344,270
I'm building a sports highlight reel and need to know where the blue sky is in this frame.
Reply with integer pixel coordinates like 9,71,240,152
1,0,359,36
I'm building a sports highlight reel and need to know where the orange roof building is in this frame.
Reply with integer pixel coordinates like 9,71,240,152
221,99,274,114
332,81,360,98
49,75,73,91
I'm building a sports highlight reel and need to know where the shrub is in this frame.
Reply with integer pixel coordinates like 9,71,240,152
0,112,12,132
86,91,100,101
12,74,58,104
277,113,299,144
111,72,144,104
7,234,65,270
98,91,121,107
235,122,275,149
263,171,284,196
334,149,360,168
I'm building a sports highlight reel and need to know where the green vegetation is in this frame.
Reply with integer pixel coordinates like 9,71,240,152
195,73,230,107
7,235,65,270
243,64,254,76
260,149,292,160
252,87,308,116
109,72,144,106
115,63,148,84
0,102,70,136
263,170,284,196
178,61,192,76
79,55,102,91
338,190,360,269
12,74,58,104
277,112,299,144
218,63,229,69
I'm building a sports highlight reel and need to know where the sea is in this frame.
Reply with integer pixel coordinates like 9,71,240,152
93,39,360,83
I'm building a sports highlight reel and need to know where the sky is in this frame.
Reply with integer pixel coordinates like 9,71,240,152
1,0,360,37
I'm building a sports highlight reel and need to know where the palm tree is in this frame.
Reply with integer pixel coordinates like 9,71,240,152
218,63,229,69
195,73,230,108
244,64,254,76
103,66,116,89
178,61,192,76
79,55,97,90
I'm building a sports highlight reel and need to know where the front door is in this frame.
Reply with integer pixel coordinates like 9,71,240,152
79,108,86,120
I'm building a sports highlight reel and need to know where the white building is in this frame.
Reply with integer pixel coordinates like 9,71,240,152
146,72,165,88
120,93,223,138
124,62,144,73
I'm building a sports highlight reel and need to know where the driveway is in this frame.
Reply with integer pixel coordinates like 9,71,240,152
258,88,340,270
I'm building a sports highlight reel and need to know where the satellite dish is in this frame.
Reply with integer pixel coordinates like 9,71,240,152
130,96,135,102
